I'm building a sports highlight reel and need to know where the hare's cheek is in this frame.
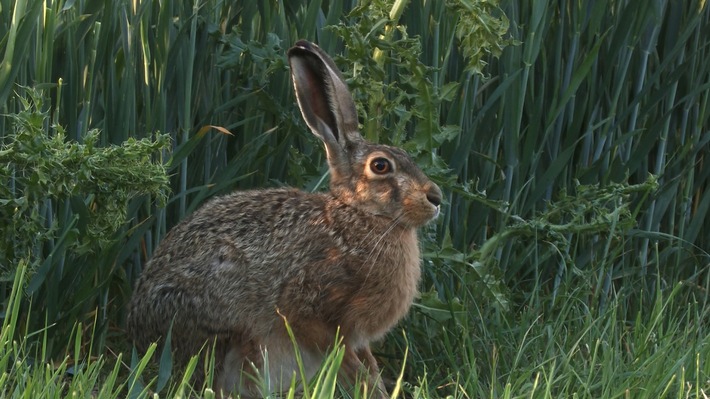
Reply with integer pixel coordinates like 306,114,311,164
355,179,401,216
357,178,395,202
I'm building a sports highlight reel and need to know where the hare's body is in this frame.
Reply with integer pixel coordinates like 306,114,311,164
130,188,422,395
131,188,421,348
127,41,441,398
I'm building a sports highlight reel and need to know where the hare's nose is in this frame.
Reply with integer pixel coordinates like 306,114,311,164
426,184,442,207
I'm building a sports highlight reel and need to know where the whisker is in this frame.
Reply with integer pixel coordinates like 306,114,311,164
360,213,408,284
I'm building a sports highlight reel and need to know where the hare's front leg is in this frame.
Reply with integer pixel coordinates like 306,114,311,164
341,345,388,399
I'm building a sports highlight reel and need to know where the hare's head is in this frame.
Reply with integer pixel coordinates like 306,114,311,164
288,40,442,228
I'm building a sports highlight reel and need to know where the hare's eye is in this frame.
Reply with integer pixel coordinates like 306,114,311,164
370,158,392,175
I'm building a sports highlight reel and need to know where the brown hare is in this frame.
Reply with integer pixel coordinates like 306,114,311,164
126,40,442,398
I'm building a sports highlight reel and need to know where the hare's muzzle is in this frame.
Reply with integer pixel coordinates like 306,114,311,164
426,183,443,219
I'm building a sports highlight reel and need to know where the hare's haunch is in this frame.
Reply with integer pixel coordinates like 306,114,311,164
127,40,442,399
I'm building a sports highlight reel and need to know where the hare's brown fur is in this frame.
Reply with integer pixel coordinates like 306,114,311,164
127,40,442,398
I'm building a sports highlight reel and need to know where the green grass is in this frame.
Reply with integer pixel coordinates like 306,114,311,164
1,260,708,398
1,0,710,397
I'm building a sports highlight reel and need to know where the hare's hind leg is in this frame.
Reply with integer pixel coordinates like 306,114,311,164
216,333,263,398
217,330,321,398
260,326,322,394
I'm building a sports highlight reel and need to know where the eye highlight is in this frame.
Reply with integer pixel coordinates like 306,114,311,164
369,157,393,175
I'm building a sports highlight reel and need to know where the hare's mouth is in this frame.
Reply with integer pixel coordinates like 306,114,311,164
426,189,442,220
431,204,441,219
423,183,443,221
400,195,442,227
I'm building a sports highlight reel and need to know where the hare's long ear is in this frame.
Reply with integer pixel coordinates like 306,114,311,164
288,40,362,181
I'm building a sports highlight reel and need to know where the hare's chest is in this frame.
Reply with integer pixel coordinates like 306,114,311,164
349,229,421,343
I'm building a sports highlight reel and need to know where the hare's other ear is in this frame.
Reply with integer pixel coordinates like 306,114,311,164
288,40,362,181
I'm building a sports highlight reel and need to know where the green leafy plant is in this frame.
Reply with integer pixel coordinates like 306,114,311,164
1,88,169,271
0,87,170,358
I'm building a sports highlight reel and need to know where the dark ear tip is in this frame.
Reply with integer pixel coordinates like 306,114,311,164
289,40,316,57
294,39,312,48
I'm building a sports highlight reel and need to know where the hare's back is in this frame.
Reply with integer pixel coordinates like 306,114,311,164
130,189,333,336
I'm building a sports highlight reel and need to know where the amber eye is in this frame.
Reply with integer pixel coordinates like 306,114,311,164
369,157,392,175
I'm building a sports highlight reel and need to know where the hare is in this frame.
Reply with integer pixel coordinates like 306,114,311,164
126,40,442,398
